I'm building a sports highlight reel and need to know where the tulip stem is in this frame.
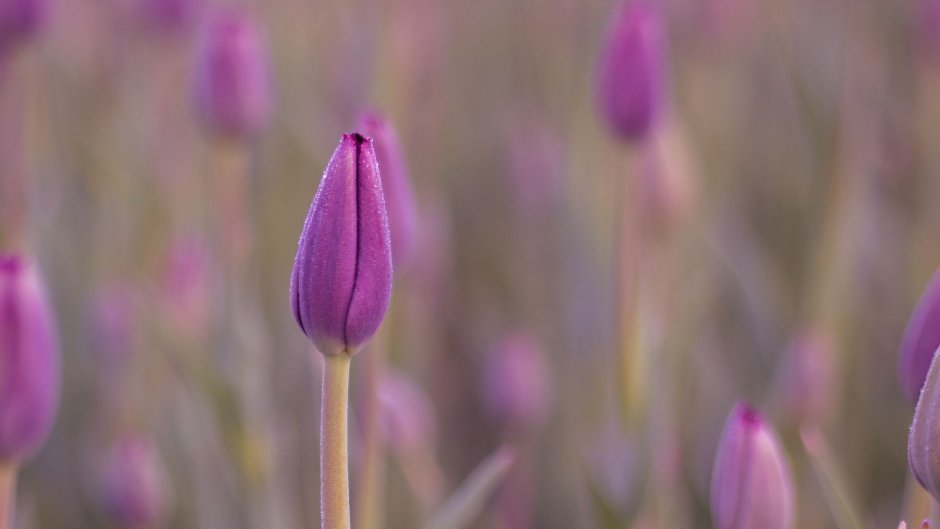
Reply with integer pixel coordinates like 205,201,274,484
321,354,352,529
0,464,17,529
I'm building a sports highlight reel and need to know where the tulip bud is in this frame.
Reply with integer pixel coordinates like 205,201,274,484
192,9,272,141
357,111,419,273
160,237,211,337
594,1,664,141
0,255,60,463
710,403,795,529
290,133,393,356
99,436,168,528
0,0,50,51
481,331,552,429
908,344,940,502
134,0,202,34
899,268,940,405
376,369,434,454
772,328,835,426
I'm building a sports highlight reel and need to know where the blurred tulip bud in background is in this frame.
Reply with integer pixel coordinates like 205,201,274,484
594,1,665,141
98,436,168,528
898,267,940,405
481,331,552,431
377,369,435,455
132,0,202,34
290,133,393,356
0,0,50,52
0,255,60,464
357,111,419,274
710,403,795,529
159,237,212,338
192,8,272,142
772,328,835,427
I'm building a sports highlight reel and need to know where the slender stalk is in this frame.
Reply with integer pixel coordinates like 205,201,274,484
321,354,352,529
0,464,18,529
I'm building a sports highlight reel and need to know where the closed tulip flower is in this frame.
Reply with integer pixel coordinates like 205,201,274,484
0,0,50,51
908,343,940,503
594,1,665,141
0,255,59,464
290,133,393,358
899,267,940,405
710,403,795,529
99,436,168,529
192,9,272,141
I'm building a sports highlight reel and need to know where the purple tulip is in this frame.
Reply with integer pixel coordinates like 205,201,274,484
357,111,419,273
481,331,552,429
134,0,202,33
898,267,940,405
0,255,60,463
772,328,835,426
192,9,272,141
710,403,795,529
376,369,435,454
909,343,940,502
0,0,50,51
594,1,664,141
99,436,168,528
159,237,211,336
290,133,393,357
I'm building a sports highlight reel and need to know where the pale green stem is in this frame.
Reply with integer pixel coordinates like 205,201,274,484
322,354,352,529
0,464,17,529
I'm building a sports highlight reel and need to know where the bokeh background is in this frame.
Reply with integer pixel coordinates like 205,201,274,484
1,0,936,527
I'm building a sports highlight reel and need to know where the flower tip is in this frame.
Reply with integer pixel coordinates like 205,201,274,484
711,403,795,529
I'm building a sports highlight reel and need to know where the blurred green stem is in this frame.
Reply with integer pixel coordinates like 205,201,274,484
322,354,352,529
0,464,17,529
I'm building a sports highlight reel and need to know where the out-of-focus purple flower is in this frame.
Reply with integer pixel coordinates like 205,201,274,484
772,328,835,426
481,331,552,429
376,369,435,454
0,255,60,463
357,111,419,273
99,436,168,528
290,133,393,357
898,267,940,405
192,8,272,141
909,344,940,503
594,1,664,141
134,0,202,34
0,0,50,51
710,403,795,529
160,237,211,336
921,0,940,56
